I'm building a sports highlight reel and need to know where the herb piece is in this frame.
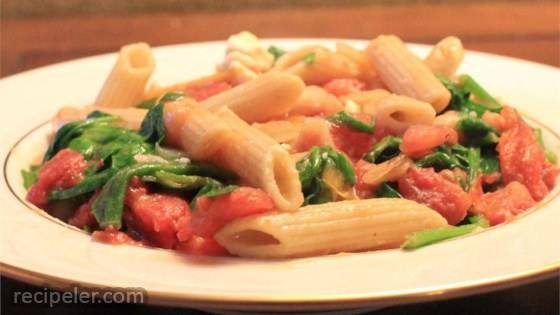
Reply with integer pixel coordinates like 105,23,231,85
297,146,356,205
302,52,316,65
268,46,286,61
139,103,166,144
147,171,211,190
459,75,502,112
189,179,238,208
363,136,402,164
375,182,402,198
402,214,489,250
49,169,117,200
328,111,375,134
456,116,500,147
480,155,500,174
137,91,184,110
21,165,41,190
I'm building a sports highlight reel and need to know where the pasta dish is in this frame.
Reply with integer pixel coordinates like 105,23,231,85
21,32,559,258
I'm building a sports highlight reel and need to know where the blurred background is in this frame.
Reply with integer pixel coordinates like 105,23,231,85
1,0,558,77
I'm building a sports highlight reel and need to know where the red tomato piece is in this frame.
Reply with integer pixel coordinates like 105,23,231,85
183,81,232,101
330,113,376,159
497,116,550,201
176,236,229,256
26,149,88,207
543,162,559,189
471,181,536,225
323,79,365,97
398,167,470,225
400,125,458,158
124,182,191,249
91,227,142,246
191,187,275,237
68,194,98,229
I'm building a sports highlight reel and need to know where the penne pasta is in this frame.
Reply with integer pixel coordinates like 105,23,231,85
361,155,413,186
202,72,305,123
144,71,233,100
95,43,155,108
433,110,462,129
292,117,335,152
163,99,233,160
252,116,306,144
288,86,344,117
366,35,451,113
366,94,436,135
273,45,361,85
425,36,465,78
215,198,448,258
213,109,304,211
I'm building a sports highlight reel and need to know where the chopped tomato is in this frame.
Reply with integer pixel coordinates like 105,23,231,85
184,81,232,101
191,187,275,237
354,159,376,198
124,180,191,249
543,162,559,189
323,79,365,97
471,181,536,225
92,227,142,246
497,115,550,201
27,149,88,207
400,125,458,158
398,167,470,225
499,105,521,131
176,236,229,256
68,193,98,229
330,113,376,159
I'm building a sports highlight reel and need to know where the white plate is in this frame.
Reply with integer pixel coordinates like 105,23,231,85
1,39,559,312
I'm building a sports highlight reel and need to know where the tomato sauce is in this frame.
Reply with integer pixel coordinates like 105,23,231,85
323,78,365,97
400,125,458,159
183,81,232,101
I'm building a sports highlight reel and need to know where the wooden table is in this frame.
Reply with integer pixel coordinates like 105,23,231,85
1,1,559,314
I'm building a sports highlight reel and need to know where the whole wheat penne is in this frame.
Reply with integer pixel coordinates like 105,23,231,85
215,198,448,258
273,45,360,85
288,86,344,117
163,99,233,160
202,72,305,123
366,35,451,113
425,36,465,77
52,106,148,131
367,94,436,134
95,43,155,108
213,109,304,211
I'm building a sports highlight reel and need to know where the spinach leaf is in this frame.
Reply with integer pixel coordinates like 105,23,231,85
375,182,402,198
480,155,500,174
302,53,316,65
144,171,211,190
457,117,500,147
92,163,191,228
268,46,286,61
21,165,41,190
139,103,166,144
402,214,489,250
49,169,117,200
328,111,375,134
459,75,502,112
190,179,238,208
363,136,402,164
297,146,356,205
137,91,184,110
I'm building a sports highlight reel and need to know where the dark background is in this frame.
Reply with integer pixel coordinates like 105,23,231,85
1,0,559,313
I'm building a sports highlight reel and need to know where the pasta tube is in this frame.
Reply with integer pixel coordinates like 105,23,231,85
215,198,448,258
202,72,305,123
163,99,233,160
366,94,436,135
288,86,343,117
252,117,305,144
425,36,465,77
214,109,304,211
144,71,232,100
366,35,451,113
95,43,155,108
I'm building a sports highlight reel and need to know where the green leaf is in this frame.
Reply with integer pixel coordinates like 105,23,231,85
459,75,502,112
139,103,166,144
21,165,41,190
92,163,192,229
534,128,558,164
328,111,375,134
268,46,286,61
480,155,500,174
49,169,117,200
402,224,479,250
466,147,481,186
137,91,184,110
302,52,316,65
148,171,212,190
456,117,500,147
363,136,402,164
189,180,238,208
375,182,402,198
